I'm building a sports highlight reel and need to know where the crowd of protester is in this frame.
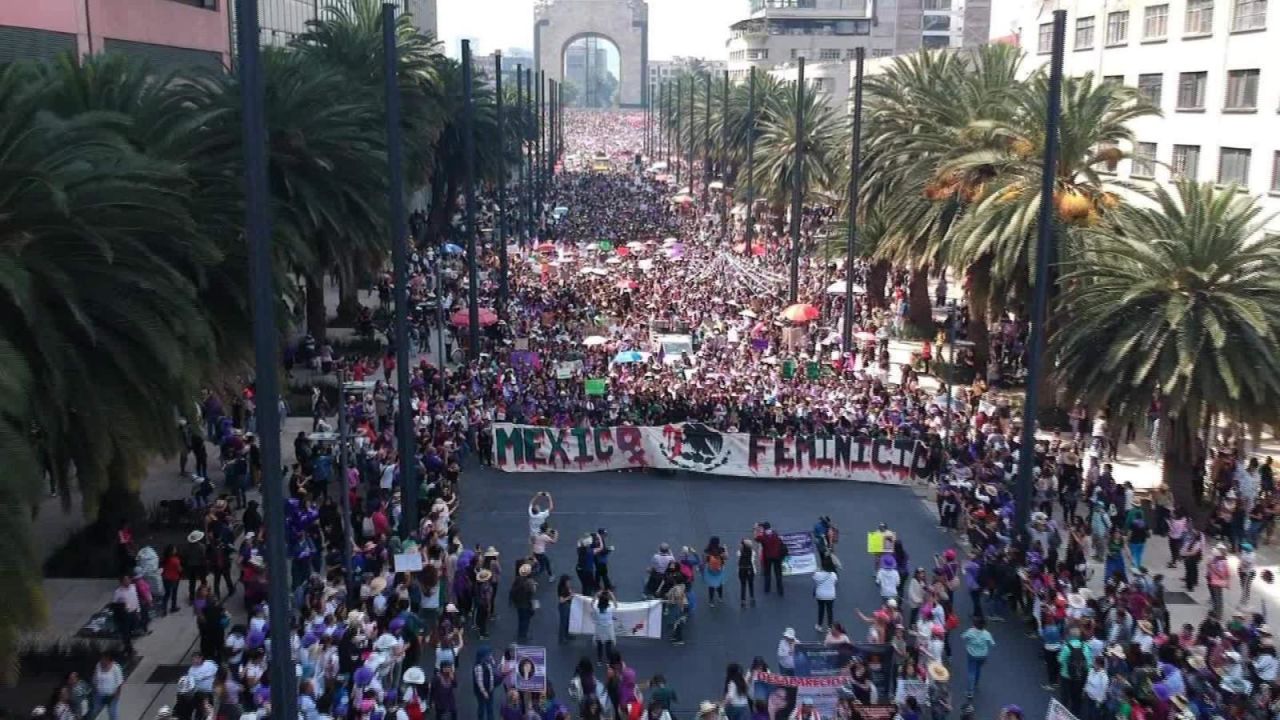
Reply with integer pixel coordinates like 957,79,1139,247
20,109,1280,720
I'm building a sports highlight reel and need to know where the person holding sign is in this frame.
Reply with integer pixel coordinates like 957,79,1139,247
528,492,554,539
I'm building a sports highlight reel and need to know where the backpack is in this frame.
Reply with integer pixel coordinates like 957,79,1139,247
706,552,724,572
1066,642,1088,682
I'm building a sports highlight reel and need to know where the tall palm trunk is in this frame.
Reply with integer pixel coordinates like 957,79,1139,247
1163,409,1207,523
867,260,890,310
335,276,362,325
306,274,328,342
966,255,993,373
907,266,933,334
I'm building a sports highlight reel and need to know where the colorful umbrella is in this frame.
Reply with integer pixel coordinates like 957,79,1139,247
781,303,821,323
732,242,767,257
535,242,556,252
443,243,464,255
450,308,498,327
612,350,650,364
582,336,609,347
615,279,639,290
597,240,614,251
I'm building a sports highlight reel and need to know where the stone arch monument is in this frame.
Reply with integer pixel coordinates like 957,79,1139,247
534,0,648,108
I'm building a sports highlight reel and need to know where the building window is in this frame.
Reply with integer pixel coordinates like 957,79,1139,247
1107,11,1130,44
871,48,893,57
1039,22,1055,53
1137,73,1163,105
1185,0,1214,34
1075,16,1096,48
1177,71,1207,109
922,35,952,48
810,77,831,93
1132,142,1158,177
168,0,217,7
1233,0,1268,30
923,0,952,8
1272,151,1280,191
1225,69,1260,109
1103,75,1125,86
1218,147,1251,185
819,48,841,59
923,14,952,31
1172,145,1201,179
1144,4,1170,37
747,49,769,60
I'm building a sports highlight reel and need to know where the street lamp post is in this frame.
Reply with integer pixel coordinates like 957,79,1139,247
745,67,756,258
233,0,297,715
841,48,865,351
720,69,729,227
788,57,806,304
703,71,711,206
461,40,480,360
384,4,415,537
674,78,682,185
496,53,509,318
686,78,694,199
1015,9,1066,531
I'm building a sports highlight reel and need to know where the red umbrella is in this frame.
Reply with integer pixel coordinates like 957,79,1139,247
732,243,768,257
615,246,631,256
615,280,639,290
781,303,821,323
451,308,499,327
535,242,556,253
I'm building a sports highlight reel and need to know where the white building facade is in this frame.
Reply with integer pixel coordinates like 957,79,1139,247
1014,0,1280,238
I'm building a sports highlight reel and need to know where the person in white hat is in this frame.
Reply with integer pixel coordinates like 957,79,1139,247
777,628,798,675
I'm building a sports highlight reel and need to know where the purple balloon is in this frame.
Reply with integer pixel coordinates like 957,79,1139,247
354,667,374,686
246,631,265,649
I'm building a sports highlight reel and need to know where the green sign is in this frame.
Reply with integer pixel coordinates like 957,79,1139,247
585,378,608,396
782,359,796,379
806,361,821,380
597,240,614,252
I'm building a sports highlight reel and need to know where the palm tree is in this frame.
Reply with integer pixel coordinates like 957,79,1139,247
746,80,844,236
860,45,1024,353
1051,181,1280,512
187,49,391,342
947,71,1160,313
0,59,220,529
711,72,788,185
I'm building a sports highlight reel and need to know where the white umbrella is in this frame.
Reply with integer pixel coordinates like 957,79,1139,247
826,280,867,295
578,267,597,275
663,237,679,247
605,257,624,265
708,180,725,190
582,336,608,347
590,268,610,277
739,309,758,319
626,240,644,250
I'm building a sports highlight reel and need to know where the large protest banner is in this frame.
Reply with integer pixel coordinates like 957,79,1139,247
492,423,928,483
567,595,663,639
513,646,547,692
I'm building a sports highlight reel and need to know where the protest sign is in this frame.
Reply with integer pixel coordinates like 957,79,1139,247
513,646,547,692
567,595,663,639
555,360,583,379
584,378,608,396
866,531,885,554
781,533,817,575
1047,700,1081,720
492,423,927,484
793,642,848,676
752,672,844,718
897,679,928,705
393,553,423,573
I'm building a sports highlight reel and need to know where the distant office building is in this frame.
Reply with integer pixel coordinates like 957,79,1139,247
726,0,992,83
1,0,230,69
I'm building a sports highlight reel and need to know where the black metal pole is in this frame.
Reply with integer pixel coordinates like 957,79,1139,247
721,69,729,226
383,4,415,538
1015,9,1066,531
525,68,534,241
686,78,694,198
842,48,864,350
335,371,355,597
745,67,756,258
234,0,296,715
461,40,481,359
516,64,524,245
549,80,557,178
538,70,546,222
674,78,682,184
496,53,509,318
663,81,670,171
788,57,805,303
703,71,711,205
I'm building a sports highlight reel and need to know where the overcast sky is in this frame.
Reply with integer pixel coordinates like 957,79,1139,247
439,0,1025,60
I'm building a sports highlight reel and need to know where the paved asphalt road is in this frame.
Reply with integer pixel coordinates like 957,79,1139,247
449,466,1051,720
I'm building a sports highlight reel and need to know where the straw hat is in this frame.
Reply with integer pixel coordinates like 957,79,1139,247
1138,620,1154,634
1186,655,1207,671
1107,645,1126,659
1067,593,1086,610
928,662,950,683
402,666,427,685
698,701,720,716
484,546,501,558
476,569,493,583
187,530,205,543
782,627,797,641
